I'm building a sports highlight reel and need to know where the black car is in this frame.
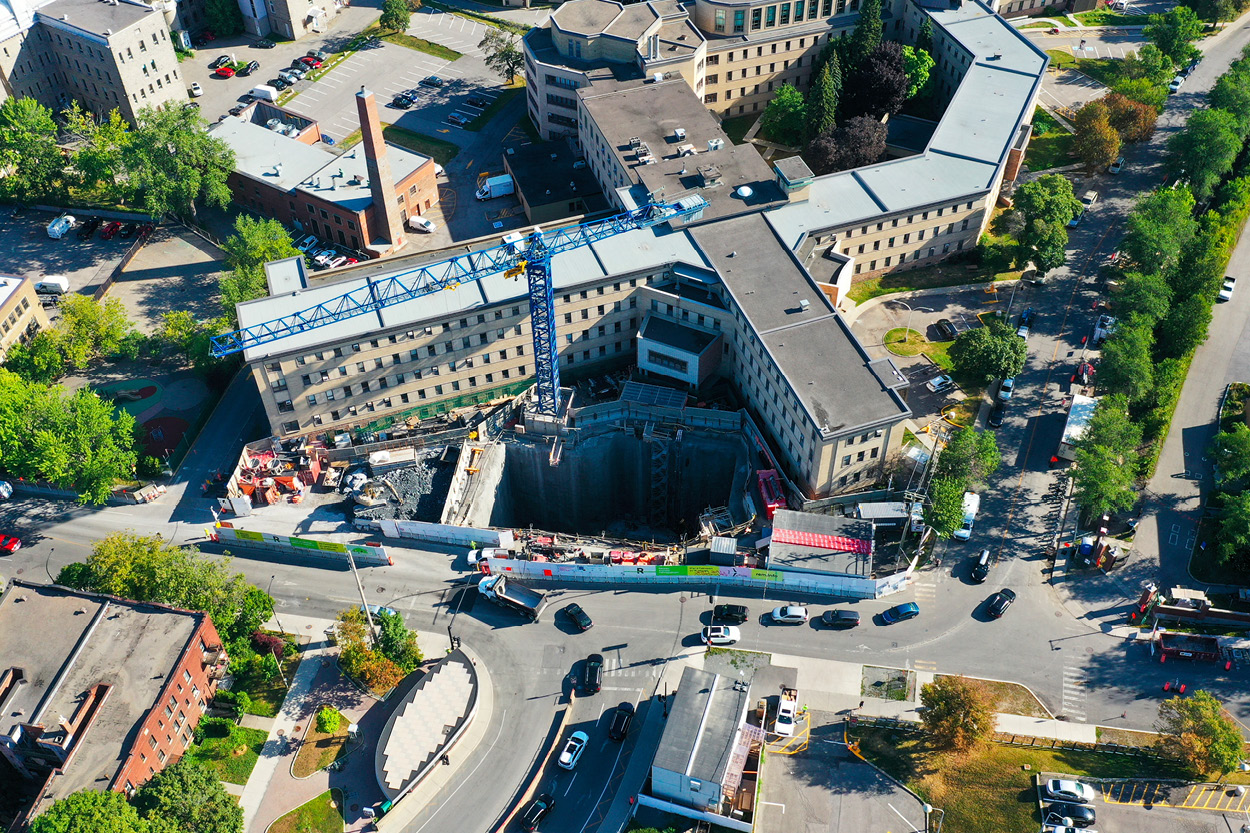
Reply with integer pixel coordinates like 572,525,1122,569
420,75,445,87
608,702,634,741
583,653,603,693
271,77,292,91
987,401,1005,428
562,603,593,631
466,94,489,107
987,588,1015,618
936,318,959,340
1044,803,1095,827
821,609,861,628
229,104,247,116
76,217,101,240
520,794,555,832
208,54,231,69
118,222,138,239
971,549,991,583
391,95,414,109
713,603,749,623
239,60,260,77
255,39,275,48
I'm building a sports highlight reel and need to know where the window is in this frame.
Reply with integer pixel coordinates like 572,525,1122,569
278,400,294,412
714,8,726,31
734,9,745,31
751,7,762,28
842,455,851,467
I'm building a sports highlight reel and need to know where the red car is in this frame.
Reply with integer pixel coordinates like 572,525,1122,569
298,56,322,69
100,221,122,240
215,65,236,78
0,535,22,554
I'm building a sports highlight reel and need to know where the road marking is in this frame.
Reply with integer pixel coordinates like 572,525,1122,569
913,660,937,672
887,802,912,827
410,708,507,833
759,801,785,813
563,772,578,796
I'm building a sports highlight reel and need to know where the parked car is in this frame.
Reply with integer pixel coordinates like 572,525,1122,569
971,549,992,583
299,55,322,69
46,215,76,239
467,547,509,564
256,39,276,48
1046,779,1097,803
295,234,319,252
307,49,329,61
1168,75,1184,93
271,77,292,91
239,60,260,77
100,221,122,240
312,249,337,266
987,401,1005,428
987,588,1016,618
215,65,236,78
608,702,634,741
821,609,860,628
360,603,397,618
76,217,101,240
189,82,204,97
327,255,348,268
420,75,445,87
0,535,22,553
713,603,749,623
925,374,955,393
208,54,231,69
229,104,247,116
447,112,470,125
1220,276,1236,302
391,95,414,109
520,794,555,832
1044,803,1095,827
936,318,959,340
562,602,593,631
1109,156,1124,174
881,602,920,624
285,65,306,79
770,605,809,624
583,653,603,693
701,625,741,645
408,216,437,233
118,222,138,239
466,94,489,107
998,377,1015,401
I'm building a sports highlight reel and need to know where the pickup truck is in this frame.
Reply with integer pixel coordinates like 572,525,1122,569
775,687,799,737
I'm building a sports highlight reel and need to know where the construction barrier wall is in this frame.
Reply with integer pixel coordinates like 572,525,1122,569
213,525,392,566
484,557,911,599
359,518,516,550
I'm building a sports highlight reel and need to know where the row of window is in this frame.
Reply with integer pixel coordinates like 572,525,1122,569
713,0,860,33
849,219,972,255
853,237,968,273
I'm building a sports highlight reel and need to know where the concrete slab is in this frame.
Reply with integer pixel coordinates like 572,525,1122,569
998,713,1097,742
108,224,225,334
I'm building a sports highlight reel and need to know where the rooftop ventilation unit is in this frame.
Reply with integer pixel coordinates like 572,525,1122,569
698,164,724,187
707,138,725,152
629,136,642,148
735,184,753,198
652,72,663,83
799,299,810,312
674,127,686,140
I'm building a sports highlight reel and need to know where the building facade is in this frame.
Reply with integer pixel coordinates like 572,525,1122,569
241,0,343,41
0,276,50,361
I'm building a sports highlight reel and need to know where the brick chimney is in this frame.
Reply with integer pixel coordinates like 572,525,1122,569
355,86,406,254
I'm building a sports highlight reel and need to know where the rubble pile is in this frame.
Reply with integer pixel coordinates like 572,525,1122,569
352,448,455,522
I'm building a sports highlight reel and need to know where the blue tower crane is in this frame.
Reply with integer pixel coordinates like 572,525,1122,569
211,197,708,416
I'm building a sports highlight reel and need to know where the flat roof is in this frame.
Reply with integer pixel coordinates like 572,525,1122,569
652,666,749,786
639,314,717,355
0,580,202,811
0,275,25,308
768,510,873,576
552,0,635,37
504,142,607,213
38,0,150,37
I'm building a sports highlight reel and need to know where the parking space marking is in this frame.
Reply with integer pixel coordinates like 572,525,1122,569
1102,781,1170,805
1181,783,1250,812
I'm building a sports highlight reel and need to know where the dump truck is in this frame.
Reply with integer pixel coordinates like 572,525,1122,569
775,687,799,737
1157,631,1221,662
478,574,548,620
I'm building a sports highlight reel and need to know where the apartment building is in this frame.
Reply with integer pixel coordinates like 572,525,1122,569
0,0,186,123
0,276,51,360
241,0,343,41
0,580,227,828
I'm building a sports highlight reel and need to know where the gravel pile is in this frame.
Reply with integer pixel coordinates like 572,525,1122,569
354,448,455,522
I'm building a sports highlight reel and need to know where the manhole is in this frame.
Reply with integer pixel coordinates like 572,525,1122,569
1087,646,1095,654
679,596,686,604
351,804,360,812
1055,611,1063,617
377,586,386,593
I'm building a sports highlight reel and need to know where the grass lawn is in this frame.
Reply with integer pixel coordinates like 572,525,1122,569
186,724,268,785
1045,50,1123,88
340,125,461,166
293,707,351,777
361,24,462,61
467,84,523,131
855,727,1185,833
1073,9,1139,26
883,327,926,357
268,789,345,833
1020,21,1061,28
721,115,757,145
1027,107,1075,171
848,262,1020,305
231,647,301,718
938,676,1050,718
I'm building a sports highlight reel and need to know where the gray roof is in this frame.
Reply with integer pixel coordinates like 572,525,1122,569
767,510,874,576
552,0,640,38
38,0,152,37
0,580,203,813
639,314,717,355
774,156,815,186
652,666,750,785
885,115,938,154
504,142,607,213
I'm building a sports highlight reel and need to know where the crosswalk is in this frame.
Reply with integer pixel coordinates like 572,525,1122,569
1061,665,1087,721
544,657,666,679
913,580,936,607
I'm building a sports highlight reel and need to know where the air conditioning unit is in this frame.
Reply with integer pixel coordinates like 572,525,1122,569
674,127,686,140
707,138,725,151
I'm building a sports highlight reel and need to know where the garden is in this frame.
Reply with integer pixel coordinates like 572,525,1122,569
185,717,269,785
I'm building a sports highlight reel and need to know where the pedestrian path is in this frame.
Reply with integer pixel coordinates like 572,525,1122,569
1061,664,1088,722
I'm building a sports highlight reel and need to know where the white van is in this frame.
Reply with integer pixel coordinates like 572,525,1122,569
249,84,278,102
952,492,980,541
46,215,76,239
34,275,69,295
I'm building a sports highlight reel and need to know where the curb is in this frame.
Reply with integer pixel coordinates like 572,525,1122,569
491,704,573,833
287,707,359,780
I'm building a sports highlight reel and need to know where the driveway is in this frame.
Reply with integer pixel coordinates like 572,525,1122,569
0,207,137,297
106,225,225,333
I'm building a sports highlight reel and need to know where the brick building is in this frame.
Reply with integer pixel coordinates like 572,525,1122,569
0,580,227,827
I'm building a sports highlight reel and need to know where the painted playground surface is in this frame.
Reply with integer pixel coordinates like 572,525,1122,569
95,372,214,464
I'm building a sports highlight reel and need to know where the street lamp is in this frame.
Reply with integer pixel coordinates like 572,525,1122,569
267,575,286,635
892,301,934,342
923,804,945,833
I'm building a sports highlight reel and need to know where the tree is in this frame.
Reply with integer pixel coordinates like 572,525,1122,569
919,675,995,750
1103,93,1158,143
335,607,407,693
805,59,840,141
478,28,524,83
1121,43,1177,86
1216,491,1250,564
760,83,807,147
842,41,908,120
316,706,341,733
30,790,147,833
804,115,886,174
1156,690,1245,776
1168,107,1241,201
924,476,967,539
916,16,934,53
1209,63,1250,136
1084,394,1142,458
934,425,1001,489
1211,424,1250,485
1155,293,1212,359
848,0,883,66
1073,440,1139,518
62,105,132,202
1111,77,1168,111
4,331,66,383
1098,317,1155,403
901,45,934,99
1120,187,1196,272
55,561,96,589
54,295,136,369
1145,6,1203,66
0,97,63,201
1117,270,1173,325
1189,0,1238,26
132,757,243,833
218,216,301,323
1073,101,1121,172
376,609,423,672
204,0,245,37
124,105,235,221
948,319,1027,385
380,0,411,32
1012,173,1082,273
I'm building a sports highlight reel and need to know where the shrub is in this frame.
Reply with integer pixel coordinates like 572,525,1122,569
135,455,164,478
193,716,233,743
252,630,285,657
316,706,341,734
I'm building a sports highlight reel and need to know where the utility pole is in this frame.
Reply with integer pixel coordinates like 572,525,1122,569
347,553,377,643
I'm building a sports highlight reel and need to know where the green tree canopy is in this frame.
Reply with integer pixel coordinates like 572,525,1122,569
1211,423,1250,485
4,331,66,384
54,295,136,370
132,757,243,833
805,58,840,141
1117,270,1173,324
1120,187,1197,272
1156,690,1245,776
933,425,1001,490
1073,100,1122,172
1103,93,1158,144
760,83,807,146
1111,77,1168,111
901,45,934,99
1098,317,1156,403
1216,490,1250,566
1145,6,1203,65
376,609,423,672
1012,173,1081,273
62,104,132,201
919,675,995,750
848,0,883,66
1208,61,1250,136
1121,43,1178,86
1083,393,1143,458
1156,293,1212,359
205,0,245,36
124,105,235,221
479,29,524,83
1168,107,1241,201
30,790,148,833
218,216,302,324
924,476,967,539
948,319,1028,383
1072,396,1141,518
380,0,412,32
916,17,934,52
0,97,63,201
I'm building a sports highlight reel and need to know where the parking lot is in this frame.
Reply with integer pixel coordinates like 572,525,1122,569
0,208,144,297
106,225,225,333
1040,67,1111,119
1039,777,1225,832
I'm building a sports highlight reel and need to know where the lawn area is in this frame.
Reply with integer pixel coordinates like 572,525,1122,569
293,707,351,777
1045,49,1122,87
855,727,1185,833
1027,107,1075,171
1073,9,1139,26
938,676,1050,718
339,124,461,166
230,640,301,718
467,84,523,131
720,115,757,146
1020,21,1060,28
268,790,344,833
185,724,268,785
884,327,925,357
847,262,1020,305
360,24,462,60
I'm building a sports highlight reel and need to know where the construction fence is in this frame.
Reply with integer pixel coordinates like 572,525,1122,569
212,524,392,567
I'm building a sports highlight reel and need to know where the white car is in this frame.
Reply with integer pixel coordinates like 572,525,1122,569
925,374,955,393
557,731,588,770
189,82,204,97
1108,156,1124,174
1045,779,1096,804
467,547,510,564
998,377,1015,401
46,215,76,239
295,234,319,252
770,605,809,624
327,255,348,268
408,216,437,233
313,249,337,266
434,163,446,177
1169,75,1184,93
1219,276,1236,302
701,625,741,645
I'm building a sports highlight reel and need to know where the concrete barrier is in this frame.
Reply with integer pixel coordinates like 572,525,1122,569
360,518,515,550
212,524,391,566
